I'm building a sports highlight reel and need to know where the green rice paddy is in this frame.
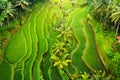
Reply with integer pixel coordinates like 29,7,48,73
0,0,106,80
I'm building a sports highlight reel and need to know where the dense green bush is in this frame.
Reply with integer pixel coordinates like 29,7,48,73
0,0,48,28
90,0,120,35
79,71,113,80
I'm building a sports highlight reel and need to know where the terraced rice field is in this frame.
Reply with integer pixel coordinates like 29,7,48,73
0,1,106,80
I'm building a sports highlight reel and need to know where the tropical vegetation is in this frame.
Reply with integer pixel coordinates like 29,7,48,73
0,0,120,80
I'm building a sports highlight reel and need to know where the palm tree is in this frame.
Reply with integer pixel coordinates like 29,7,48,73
3,1,15,25
51,39,71,69
52,40,68,54
14,0,29,25
51,53,71,69
56,24,73,41
110,10,120,36
3,2,15,17
15,0,29,10
0,0,15,26
107,1,120,36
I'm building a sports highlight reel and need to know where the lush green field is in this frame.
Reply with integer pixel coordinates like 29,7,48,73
0,0,106,80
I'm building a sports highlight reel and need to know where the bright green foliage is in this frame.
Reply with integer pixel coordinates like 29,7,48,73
0,0,106,80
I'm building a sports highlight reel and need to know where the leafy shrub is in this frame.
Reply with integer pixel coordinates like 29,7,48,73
109,53,120,77
78,70,112,80
106,44,120,78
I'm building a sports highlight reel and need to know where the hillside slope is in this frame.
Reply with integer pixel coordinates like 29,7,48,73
0,0,106,80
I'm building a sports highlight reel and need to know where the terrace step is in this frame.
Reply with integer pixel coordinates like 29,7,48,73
87,14,106,68
4,30,27,64
70,6,90,73
32,3,49,80
81,19,105,72
14,15,32,80
63,9,80,76
23,5,42,80
41,4,60,80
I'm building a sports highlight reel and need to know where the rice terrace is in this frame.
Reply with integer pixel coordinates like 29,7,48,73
0,0,120,80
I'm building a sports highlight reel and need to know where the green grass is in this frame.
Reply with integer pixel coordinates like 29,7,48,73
14,70,22,80
50,66,62,80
